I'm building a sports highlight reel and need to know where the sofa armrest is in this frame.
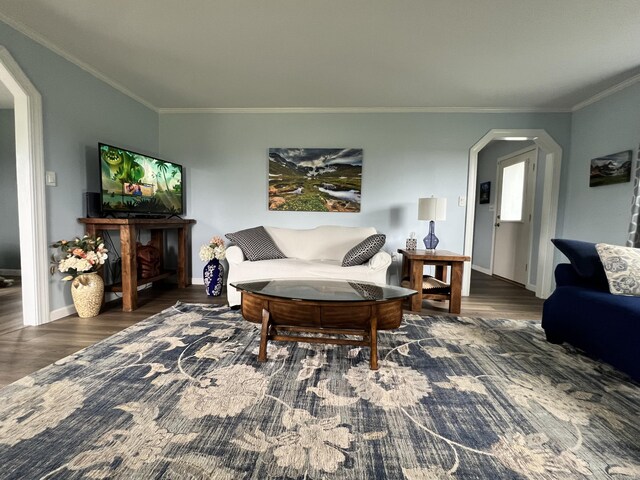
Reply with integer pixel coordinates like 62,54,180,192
367,251,392,271
226,245,246,265
555,263,609,291
555,263,580,286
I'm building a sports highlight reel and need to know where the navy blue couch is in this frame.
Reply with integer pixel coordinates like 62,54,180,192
542,239,640,381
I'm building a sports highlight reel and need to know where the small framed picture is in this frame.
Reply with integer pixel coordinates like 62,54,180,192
479,181,491,204
589,150,632,187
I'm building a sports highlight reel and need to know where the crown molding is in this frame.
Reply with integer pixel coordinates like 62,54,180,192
158,106,571,114
571,72,640,112
0,14,158,112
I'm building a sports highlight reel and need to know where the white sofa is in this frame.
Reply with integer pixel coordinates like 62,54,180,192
226,225,392,306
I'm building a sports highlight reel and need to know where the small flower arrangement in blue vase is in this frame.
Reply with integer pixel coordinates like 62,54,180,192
199,236,226,296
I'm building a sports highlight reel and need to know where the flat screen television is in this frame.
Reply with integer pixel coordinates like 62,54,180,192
98,143,183,216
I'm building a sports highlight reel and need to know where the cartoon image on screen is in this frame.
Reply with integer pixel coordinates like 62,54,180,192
99,143,183,215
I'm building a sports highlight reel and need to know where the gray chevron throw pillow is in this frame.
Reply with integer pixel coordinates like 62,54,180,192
342,234,386,267
226,226,286,261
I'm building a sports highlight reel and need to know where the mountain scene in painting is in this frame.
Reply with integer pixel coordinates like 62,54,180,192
268,148,362,212
589,150,632,187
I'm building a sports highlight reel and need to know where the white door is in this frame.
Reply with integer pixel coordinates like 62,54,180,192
493,149,536,285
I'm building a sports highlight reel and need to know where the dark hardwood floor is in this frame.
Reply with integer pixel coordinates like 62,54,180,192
0,270,543,387
431,270,544,320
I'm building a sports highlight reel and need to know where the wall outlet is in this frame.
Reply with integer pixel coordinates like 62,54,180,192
458,195,466,207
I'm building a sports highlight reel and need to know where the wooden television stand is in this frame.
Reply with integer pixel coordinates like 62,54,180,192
79,217,196,312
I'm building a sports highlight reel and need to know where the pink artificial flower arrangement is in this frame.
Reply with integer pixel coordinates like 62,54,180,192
199,235,227,262
50,235,109,280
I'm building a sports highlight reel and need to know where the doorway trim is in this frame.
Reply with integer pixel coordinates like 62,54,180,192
464,129,562,299
0,46,48,326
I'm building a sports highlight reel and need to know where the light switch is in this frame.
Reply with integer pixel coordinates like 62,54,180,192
45,171,57,186
458,196,466,207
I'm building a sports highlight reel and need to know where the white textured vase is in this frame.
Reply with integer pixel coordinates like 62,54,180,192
71,272,104,318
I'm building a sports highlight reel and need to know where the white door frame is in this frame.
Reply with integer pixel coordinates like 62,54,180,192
0,46,49,326
464,129,562,299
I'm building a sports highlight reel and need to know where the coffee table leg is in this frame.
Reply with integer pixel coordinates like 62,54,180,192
369,313,379,370
259,308,270,362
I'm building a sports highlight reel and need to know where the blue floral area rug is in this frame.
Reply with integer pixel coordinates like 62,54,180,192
0,303,638,479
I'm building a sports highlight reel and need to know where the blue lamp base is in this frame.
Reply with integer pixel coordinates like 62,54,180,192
423,220,439,250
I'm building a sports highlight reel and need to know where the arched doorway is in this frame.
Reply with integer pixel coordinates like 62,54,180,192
0,46,48,326
464,129,562,299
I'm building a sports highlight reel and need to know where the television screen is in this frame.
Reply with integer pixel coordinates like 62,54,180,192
99,143,183,216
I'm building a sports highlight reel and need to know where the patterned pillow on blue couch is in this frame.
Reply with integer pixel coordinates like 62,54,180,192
596,243,640,296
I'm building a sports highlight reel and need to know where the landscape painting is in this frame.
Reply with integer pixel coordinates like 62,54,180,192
590,150,632,187
268,148,362,212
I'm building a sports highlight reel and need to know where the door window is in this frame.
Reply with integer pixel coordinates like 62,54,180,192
499,161,526,221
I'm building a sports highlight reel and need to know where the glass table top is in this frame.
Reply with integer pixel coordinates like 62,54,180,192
231,279,417,302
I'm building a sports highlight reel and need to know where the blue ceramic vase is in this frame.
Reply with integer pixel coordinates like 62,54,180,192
423,220,439,250
203,259,224,296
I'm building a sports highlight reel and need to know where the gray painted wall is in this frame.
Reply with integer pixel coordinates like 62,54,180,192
469,79,640,288
160,112,571,284
3,14,637,312
562,82,640,246
0,108,18,270
0,21,159,311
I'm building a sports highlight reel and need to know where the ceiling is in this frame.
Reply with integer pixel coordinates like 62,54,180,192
0,0,639,111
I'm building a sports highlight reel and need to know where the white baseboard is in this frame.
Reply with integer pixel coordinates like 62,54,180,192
48,283,154,323
526,283,536,292
49,304,76,323
471,264,492,275
0,268,21,276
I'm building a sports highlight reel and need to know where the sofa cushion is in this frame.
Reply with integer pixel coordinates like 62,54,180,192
596,243,640,296
225,226,286,261
551,238,609,291
266,225,377,261
554,263,589,287
230,257,386,283
342,234,386,266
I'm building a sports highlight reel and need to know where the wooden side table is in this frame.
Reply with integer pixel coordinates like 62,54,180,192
397,249,470,314
79,218,196,312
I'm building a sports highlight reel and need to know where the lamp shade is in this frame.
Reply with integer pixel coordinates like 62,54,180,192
418,197,447,221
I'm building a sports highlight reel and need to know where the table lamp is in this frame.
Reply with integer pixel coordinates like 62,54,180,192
418,197,447,250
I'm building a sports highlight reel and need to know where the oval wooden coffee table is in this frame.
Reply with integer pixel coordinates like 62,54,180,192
231,279,416,370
